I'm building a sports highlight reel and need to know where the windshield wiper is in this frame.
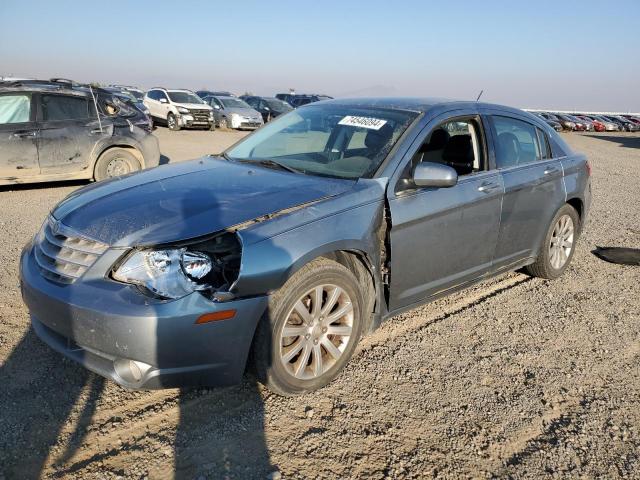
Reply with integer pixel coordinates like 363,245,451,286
237,158,303,174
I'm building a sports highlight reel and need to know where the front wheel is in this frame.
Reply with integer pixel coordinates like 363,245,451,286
524,204,580,279
251,258,365,396
167,113,180,131
218,117,229,129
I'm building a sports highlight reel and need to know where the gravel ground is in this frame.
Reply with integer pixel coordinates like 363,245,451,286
0,129,638,479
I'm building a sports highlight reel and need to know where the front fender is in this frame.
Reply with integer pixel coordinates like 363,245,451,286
232,200,384,297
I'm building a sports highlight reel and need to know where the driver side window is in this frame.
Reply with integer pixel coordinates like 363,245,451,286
411,117,485,177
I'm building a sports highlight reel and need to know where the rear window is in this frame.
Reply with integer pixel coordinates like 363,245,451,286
41,94,90,121
492,116,541,168
0,94,31,124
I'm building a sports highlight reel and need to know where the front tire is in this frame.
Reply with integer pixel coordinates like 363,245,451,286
524,204,580,279
167,113,180,131
251,258,365,396
94,148,141,182
218,117,229,129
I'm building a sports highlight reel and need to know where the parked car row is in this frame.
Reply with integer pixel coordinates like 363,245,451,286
530,111,640,132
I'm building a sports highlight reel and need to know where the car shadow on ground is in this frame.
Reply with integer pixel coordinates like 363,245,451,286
159,154,171,165
0,328,105,479
0,179,89,192
582,134,640,149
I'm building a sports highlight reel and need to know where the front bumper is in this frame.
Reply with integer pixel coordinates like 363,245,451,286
20,243,268,389
177,114,214,129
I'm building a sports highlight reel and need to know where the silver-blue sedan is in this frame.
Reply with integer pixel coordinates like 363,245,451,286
20,98,592,395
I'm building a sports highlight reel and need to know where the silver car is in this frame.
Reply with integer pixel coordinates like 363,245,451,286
204,95,264,130
20,98,591,395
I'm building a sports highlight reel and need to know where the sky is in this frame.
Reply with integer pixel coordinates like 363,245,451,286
1,0,639,112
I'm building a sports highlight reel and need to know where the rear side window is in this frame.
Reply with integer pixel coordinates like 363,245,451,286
537,128,551,159
492,116,541,168
0,94,31,124
41,95,90,121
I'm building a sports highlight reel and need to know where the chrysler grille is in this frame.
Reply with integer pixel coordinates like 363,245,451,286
34,218,108,284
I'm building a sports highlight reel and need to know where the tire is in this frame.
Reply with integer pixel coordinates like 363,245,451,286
167,113,180,131
218,117,229,129
524,204,580,280
94,148,141,182
251,258,365,396
209,122,216,131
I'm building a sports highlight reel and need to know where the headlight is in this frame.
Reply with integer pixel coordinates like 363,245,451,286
177,107,190,114
113,248,212,299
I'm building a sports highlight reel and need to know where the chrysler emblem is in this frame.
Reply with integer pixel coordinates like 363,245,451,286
50,219,61,236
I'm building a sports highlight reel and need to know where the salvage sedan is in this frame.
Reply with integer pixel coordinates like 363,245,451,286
20,98,591,395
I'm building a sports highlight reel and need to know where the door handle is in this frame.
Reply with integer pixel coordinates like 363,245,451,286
90,128,104,134
544,166,560,175
478,182,501,193
13,131,36,138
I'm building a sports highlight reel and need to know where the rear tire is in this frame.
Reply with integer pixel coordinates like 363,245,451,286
94,148,141,182
524,204,580,279
251,258,365,396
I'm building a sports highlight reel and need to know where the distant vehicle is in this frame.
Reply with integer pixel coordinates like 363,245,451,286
532,112,562,132
275,93,296,105
240,95,293,122
621,115,640,126
143,88,214,131
196,90,235,99
0,78,160,185
289,94,333,107
606,115,640,132
103,87,150,115
202,95,263,130
567,115,593,131
554,114,579,131
585,115,619,131
576,115,605,132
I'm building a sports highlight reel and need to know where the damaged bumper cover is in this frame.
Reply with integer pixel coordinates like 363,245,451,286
20,242,268,389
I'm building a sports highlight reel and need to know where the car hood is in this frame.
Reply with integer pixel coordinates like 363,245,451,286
52,158,355,247
177,103,212,110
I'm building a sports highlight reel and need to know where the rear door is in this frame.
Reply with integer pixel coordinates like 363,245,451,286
36,92,108,175
0,92,39,179
486,112,566,268
388,111,504,311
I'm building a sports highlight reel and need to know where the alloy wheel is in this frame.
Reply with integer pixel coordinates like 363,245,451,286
549,214,574,269
279,284,353,380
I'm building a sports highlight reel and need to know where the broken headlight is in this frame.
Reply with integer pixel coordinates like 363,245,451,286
113,249,212,299
112,233,242,300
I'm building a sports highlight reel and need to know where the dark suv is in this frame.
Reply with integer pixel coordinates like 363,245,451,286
276,93,333,107
0,79,160,185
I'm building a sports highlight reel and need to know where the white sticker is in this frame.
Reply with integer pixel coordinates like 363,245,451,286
338,115,387,130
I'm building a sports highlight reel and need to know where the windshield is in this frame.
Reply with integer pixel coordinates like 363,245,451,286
265,98,292,111
127,90,144,100
226,104,418,179
168,91,204,104
220,98,251,109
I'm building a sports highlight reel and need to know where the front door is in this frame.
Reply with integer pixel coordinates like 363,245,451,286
0,92,39,179
36,93,108,175
388,114,503,311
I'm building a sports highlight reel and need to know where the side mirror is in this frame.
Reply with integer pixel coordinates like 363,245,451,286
214,105,220,109
264,106,270,111
412,162,458,188
159,98,168,104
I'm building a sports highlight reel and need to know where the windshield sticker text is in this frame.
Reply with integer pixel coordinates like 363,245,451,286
338,115,387,130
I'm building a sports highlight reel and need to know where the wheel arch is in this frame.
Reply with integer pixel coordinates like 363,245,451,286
566,197,584,223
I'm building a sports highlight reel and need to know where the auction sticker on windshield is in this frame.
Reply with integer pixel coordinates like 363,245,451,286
338,115,387,130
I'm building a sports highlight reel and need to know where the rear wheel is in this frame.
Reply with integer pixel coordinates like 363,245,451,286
524,204,580,279
251,258,365,396
94,148,141,181
167,113,180,131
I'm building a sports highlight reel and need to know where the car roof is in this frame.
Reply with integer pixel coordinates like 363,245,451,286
317,97,531,116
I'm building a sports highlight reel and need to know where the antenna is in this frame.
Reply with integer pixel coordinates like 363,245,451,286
476,90,484,101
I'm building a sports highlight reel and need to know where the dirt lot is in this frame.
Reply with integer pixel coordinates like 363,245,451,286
1,129,639,479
